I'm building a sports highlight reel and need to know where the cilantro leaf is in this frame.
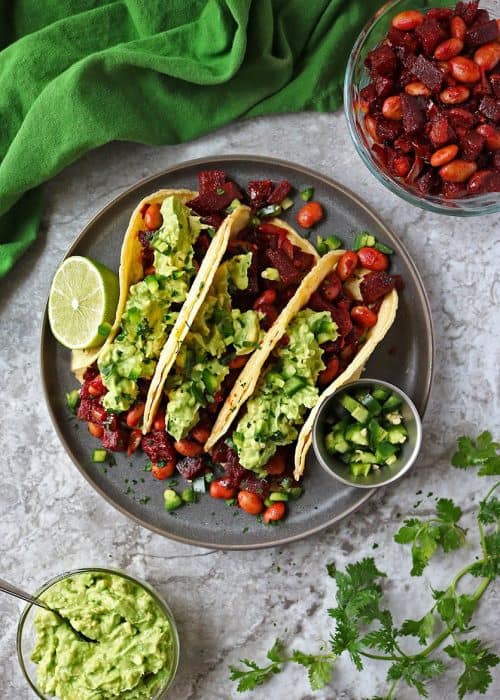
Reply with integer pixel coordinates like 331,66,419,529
452,431,500,475
436,498,462,524
291,651,335,690
400,611,436,645
478,496,500,525
470,532,500,578
436,591,476,632
387,657,445,697
229,640,286,692
445,639,499,699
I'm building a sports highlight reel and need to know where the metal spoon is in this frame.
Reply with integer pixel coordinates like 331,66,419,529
0,576,97,643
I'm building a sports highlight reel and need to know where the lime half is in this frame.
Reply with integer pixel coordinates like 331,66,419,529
48,256,119,349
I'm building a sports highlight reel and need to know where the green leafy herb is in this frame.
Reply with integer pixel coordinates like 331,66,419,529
230,431,500,698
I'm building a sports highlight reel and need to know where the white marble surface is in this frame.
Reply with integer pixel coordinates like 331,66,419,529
1,111,499,699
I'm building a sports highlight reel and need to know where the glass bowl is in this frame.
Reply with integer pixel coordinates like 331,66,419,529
312,379,422,489
344,0,500,216
17,567,180,700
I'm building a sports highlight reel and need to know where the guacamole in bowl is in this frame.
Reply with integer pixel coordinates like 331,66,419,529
17,569,179,700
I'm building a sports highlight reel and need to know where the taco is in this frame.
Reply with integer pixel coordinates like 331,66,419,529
72,183,249,453
204,249,399,483
142,210,320,447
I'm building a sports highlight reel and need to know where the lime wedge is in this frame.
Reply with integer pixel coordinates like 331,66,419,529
48,256,119,350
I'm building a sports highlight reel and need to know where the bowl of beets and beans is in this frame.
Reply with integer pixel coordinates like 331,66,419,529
345,0,500,215
312,379,423,488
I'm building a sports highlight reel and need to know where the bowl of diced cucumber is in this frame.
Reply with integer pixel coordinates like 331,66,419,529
312,379,422,489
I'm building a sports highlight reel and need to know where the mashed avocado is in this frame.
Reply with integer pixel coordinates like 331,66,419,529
232,309,338,473
98,196,202,412
31,571,175,700
165,253,262,441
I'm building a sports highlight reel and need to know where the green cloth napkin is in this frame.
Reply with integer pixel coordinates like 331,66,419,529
0,0,382,278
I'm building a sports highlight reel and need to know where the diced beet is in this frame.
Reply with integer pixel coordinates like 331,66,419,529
455,1,479,26
247,180,273,209
460,130,485,160
494,151,500,170
471,9,492,26
394,136,413,153
330,306,353,338
468,169,500,193
365,44,398,77
268,180,292,204
442,182,468,199
400,94,426,136
223,460,247,488
265,248,302,286
141,430,176,462
360,84,379,111
360,271,396,304
77,397,95,421
387,26,420,54
373,74,395,99
102,429,128,452
412,138,432,158
185,196,210,216
426,8,453,21
201,213,224,229
211,439,231,464
408,54,444,92
83,365,99,382
416,170,435,195
447,108,476,130
490,75,500,99
194,233,211,258
415,18,447,57
479,96,500,124
198,170,226,196
375,115,402,142
176,456,206,480
239,473,270,499
428,113,455,147
465,19,498,46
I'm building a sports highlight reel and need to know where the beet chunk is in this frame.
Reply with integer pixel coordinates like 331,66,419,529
176,456,206,480
373,74,395,99
460,130,485,160
223,460,247,488
77,397,95,422
415,18,447,57
239,473,270,498
198,170,226,196
375,115,402,141
479,96,500,124
265,248,302,286
102,429,128,452
428,113,455,147
400,94,426,136
247,180,273,209
455,1,479,26
408,54,444,92
142,430,176,462
365,45,398,77
268,180,292,204
387,26,420,54
360,271,397,304
490,75,500,99
465,19,498,47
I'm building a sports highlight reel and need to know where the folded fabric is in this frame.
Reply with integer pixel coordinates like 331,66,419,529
0,0,383,278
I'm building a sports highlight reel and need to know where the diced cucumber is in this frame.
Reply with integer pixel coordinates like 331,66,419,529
145,275,159,293
385,411,403,425
269,492,289,502
387,425,408,445
284,376,305,397
92,449,108,463
352,232,376,251
325,431,350,455
372,386,390,402
350,450,378,464
375,441,397,463
374,241,394,255
288,487,303,500
164,489,182,512
192,476,207,493
358,392,382,416
264,497,274,507
181,487,198,504
300,187,314,201
281,197,294,210
383,393,403,412
368,418,388,449
66,389,80,413
316,235,343,255
350,462,372,477
339,394,369,424
345,424,369,447
385,454,398,466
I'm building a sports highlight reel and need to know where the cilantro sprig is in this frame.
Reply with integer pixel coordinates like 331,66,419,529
230,431,500,698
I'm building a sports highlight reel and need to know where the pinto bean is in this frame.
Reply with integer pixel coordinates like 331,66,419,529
434,38,464,61
382,95,402,120
174,439,204,457
430,144,459,167
391,10,424,31
449,56,481,84
439,159,478,183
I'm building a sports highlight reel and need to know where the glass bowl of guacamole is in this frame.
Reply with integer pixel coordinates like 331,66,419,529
17,568,179,700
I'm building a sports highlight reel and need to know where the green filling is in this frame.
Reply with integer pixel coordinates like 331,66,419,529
98,196,202,412
165,253,262,441
232,309,338,474
31,571,175,700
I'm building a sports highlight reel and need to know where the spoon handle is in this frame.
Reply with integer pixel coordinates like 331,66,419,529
0,577,49,611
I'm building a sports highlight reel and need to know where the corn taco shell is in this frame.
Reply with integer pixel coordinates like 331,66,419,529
143,215,318,434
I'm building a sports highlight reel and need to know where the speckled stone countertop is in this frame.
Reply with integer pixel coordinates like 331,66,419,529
1,111,499,699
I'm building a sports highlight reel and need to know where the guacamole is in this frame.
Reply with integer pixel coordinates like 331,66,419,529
98,196,202,413
232,309,338,473
31,571,176,700
165,253,262,441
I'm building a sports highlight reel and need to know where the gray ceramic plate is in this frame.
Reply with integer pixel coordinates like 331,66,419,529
41,155,434,550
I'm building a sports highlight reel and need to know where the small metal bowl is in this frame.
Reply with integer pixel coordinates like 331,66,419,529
312,379,422,489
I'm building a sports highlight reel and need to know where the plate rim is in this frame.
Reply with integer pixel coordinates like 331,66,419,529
40,154,435,550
